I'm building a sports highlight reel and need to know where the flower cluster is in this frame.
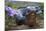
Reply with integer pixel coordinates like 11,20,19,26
5,6,17,16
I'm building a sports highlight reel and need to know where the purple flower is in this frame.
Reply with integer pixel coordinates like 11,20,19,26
5,6,24,17
5,6,17,16
5,6,13,11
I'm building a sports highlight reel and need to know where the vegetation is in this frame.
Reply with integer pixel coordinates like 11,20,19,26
5,2,44,30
